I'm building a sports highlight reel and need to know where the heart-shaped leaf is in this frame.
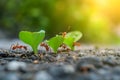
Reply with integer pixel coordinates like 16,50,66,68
63,31,82,50
63,37,74,50
66,31,82,42
19,30,45,54
47,35,64,53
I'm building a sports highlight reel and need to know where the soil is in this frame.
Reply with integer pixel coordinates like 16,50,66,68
0,47,120,80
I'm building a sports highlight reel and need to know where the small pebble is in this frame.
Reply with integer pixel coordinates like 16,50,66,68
48,65,75,78
35,71,54,80
76,64,95,73
6,61,26,71
2,73,19,80
33,60,39,64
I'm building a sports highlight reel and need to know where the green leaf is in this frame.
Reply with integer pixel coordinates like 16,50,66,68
63,37,74,50
47,35,64,53
66,31,82,42
19,30,45,54
63,31,82,50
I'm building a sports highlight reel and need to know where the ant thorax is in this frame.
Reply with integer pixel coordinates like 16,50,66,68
58,44,71,53
39,42,52,52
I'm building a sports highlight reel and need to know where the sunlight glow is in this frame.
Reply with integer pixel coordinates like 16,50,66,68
74,0,120,25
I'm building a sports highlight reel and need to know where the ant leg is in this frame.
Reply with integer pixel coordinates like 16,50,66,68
10,44,14,50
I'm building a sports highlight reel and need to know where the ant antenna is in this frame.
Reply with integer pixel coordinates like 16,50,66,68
67,26,71,32
59,26,71,35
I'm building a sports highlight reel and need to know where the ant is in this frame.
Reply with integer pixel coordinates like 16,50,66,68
10,43,27,51
59,32,67,38
62,32,67,38
58,44,71,53
60,26,71,38
40,42,50,51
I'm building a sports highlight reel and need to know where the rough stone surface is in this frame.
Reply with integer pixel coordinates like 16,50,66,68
0,47,120,80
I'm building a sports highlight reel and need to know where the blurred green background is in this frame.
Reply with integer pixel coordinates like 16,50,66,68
0,0,120,44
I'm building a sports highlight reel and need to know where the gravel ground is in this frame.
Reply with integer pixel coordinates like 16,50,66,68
0,47,120,80
0,39,120,80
